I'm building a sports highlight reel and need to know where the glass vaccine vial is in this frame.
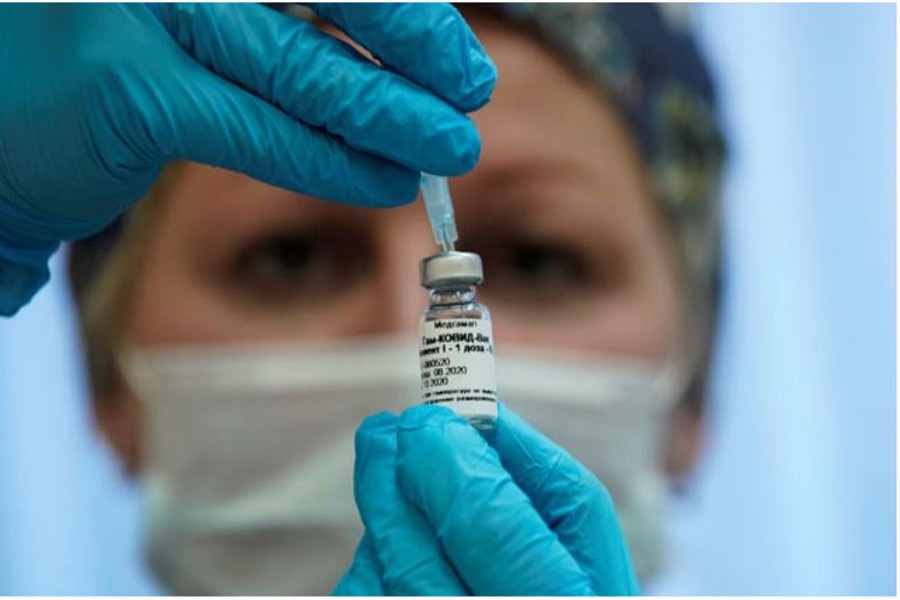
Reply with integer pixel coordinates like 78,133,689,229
418,251,498,430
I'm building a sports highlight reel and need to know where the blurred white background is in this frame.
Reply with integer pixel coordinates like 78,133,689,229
649,3,895,594
0,3,894,594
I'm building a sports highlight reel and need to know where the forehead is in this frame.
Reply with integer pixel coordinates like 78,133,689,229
461,9,647,204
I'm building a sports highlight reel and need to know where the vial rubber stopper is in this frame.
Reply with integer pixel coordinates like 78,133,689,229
420,251,483,289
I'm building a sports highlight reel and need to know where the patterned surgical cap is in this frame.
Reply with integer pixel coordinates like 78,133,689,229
489,3,726,321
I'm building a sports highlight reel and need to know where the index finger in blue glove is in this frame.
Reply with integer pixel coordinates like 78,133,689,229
308,3,497,112
353,412,469,595
490,403,641,595
154,4,481,178
395,405,594,596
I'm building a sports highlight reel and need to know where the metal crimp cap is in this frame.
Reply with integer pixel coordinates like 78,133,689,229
420,251,483,289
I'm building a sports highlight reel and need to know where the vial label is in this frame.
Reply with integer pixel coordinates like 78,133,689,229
419,318,498,421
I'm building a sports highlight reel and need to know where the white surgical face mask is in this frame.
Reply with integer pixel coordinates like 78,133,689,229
123,336,682,595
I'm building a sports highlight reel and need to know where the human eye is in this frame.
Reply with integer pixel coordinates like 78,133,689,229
228,228,365,306
469,232,621,308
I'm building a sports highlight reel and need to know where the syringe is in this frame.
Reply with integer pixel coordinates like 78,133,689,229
420,173,458,253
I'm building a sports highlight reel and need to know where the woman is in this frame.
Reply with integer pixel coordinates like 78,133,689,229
65,4,725,595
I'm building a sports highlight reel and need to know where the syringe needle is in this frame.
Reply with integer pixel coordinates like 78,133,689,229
420,174,459,253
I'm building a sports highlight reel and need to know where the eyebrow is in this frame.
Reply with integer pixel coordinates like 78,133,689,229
457,169,632,244
479,133,646,191
466,152,634,217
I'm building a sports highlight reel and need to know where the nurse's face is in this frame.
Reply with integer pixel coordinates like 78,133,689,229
105,12,687,465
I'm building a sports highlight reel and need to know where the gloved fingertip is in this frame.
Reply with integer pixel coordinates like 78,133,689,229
397,406,492,474
495,401,529,438
354,414,399,500
0,258,51,317
437,5,496,112
496,401,550,441
352,166,420,209
359,410,399,430
356,412,398,452
377,172,419,207
455,50,498,113
475,51,499,95
456,135,483,176
398,404,462,431
492,401,571,477
427,118,482,177
357,412,398,444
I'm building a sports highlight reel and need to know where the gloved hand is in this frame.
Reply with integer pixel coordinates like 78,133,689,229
0,3,496,315
334,404,641,596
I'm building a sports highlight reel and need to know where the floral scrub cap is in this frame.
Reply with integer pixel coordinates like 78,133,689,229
494,3,727,322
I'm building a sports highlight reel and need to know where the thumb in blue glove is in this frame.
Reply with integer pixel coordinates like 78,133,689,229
0,3,496,315
334,404,641,596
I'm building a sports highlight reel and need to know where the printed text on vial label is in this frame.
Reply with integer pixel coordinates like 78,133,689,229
419,319,498,404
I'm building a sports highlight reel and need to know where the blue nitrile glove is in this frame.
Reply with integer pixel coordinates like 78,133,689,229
0,3,496,316
334,404,641,596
